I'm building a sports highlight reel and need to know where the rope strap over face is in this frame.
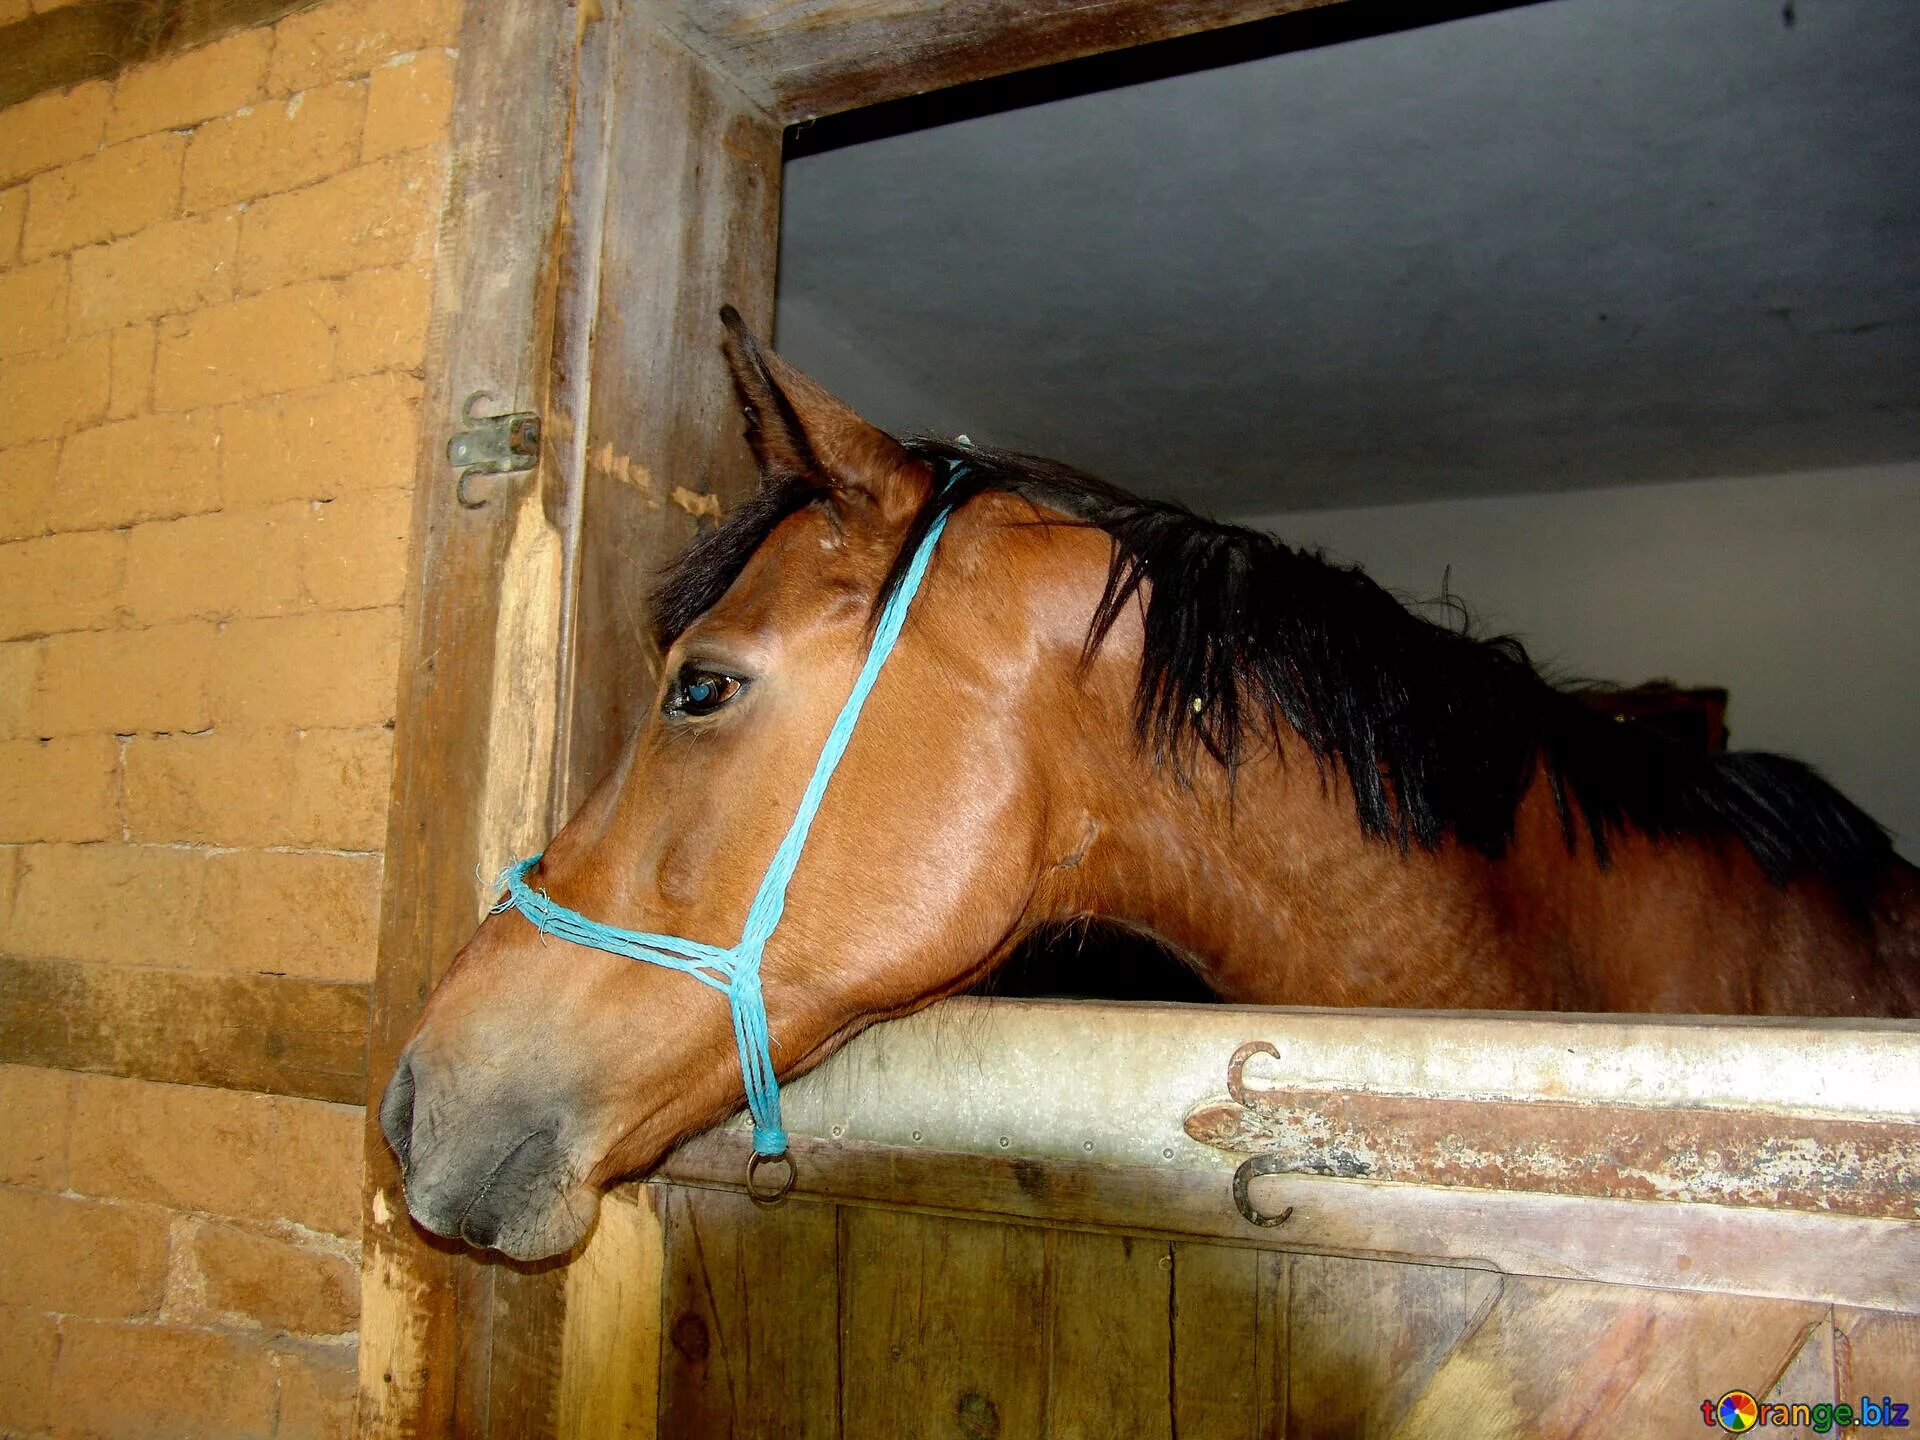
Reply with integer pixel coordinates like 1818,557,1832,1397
492,467,965,1196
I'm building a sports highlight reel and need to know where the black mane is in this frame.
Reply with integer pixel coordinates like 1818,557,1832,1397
653,438,1893,909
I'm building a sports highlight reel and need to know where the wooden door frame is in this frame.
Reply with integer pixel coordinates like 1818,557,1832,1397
356,2,1427,1434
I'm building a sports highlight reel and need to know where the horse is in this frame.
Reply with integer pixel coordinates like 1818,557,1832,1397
381,309,1920,1260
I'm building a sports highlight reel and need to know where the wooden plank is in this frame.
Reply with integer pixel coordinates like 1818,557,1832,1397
841,1208,1049,1440
1760,1320,1839,1440
0,955,365,1104
558,1187,666,1440
0,0,312,110
656,1185,841,1439
1836,1308,1920,1427
352,0,586,1433
1043,1231,1173,1439
650,0,1365,122
1171,1242,1285,1439
1284,1254,1500,1439
658,1133,1920,1312
552,0,781,809
1389,1278,1828,1439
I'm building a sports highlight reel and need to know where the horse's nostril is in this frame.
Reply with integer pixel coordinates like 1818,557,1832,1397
380,1055,417,1172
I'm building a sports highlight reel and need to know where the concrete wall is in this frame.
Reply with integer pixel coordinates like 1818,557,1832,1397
0,0,457,1433
1242,463,1920,859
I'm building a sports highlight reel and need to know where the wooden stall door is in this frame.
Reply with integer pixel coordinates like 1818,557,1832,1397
654,1185,1918,1439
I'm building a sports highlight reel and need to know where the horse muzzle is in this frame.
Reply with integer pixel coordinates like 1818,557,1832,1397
380,1049,601,1261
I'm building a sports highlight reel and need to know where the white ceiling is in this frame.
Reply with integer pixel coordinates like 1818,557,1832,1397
772,0,1920,514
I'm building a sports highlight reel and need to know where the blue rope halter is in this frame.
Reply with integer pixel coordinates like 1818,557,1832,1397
492,468,964,1201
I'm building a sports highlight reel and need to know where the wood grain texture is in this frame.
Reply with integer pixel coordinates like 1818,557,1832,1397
659,1131,1920,1312
1388,1279,1828,1440
1836,1308,1920,1422
554,0,781,812
841,1208,1050,1440
1043,1230,1173,1440
0,955,366,1103
1171,1242,1285,1438
1285,1254,1501,1440
0,0,310,109
353,0,586,1434
558,1187,667,1440
649,0,1361,122
657,1185,841,1439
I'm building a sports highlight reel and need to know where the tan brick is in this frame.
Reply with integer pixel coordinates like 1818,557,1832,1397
123,728,294,845
237,149,443,293
68,207,240,334
363,48,455,159
220,371,422,506
124,505,306,622
52,411,223,531
188,1220,360,1333
0,439,58,540
0,640,40,738
107,321,155,418
0,1188,167,1317
0,80,109,186
183,80,367,214
0,735,118,841
0,1303,58,1436
153,280,336,410
7,843,205,966
291,724,392,850
70,1073,363,1235
28,621,216,734
335,261,433,375
270,0,461,91
203,847,382,980
0,332,113,442
106,28,275,143
303,488,412,611
274,1340,358,1440
0,528,124,637
22,132,186,260
0,256,67,358
213,608,401,727
0,1065,71,1188
0,183,25,262
50,1319,280,1440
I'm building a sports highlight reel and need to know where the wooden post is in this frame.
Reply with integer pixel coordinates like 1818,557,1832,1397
355,0,779,1433
353,0,588,1433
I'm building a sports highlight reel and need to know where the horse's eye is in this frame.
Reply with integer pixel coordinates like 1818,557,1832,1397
669,667,744,717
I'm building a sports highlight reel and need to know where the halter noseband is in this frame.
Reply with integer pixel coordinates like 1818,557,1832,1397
493,467,964,1204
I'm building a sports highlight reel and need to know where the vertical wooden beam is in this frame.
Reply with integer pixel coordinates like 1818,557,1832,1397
446,4,782,1435
557,1187,667,1439
554,0,782,806
354,0,588,1434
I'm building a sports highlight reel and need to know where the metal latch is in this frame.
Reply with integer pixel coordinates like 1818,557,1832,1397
448,392,542,508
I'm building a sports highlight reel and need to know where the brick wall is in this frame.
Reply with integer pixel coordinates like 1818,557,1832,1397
0,0,458,1434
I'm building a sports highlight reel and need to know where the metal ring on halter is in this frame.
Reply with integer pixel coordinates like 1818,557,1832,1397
1232,1154,1295,1228
746,1149,796,1206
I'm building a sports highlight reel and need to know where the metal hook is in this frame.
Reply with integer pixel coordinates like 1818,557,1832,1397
1232,1154,1296,1228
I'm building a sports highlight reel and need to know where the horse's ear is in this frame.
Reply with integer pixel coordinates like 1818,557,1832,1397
719,307,926,522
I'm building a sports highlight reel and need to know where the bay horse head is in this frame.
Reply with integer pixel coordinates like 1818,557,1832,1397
383,313,1912,1260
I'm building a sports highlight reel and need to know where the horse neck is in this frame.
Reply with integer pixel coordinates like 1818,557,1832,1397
1040,724,1564,1009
